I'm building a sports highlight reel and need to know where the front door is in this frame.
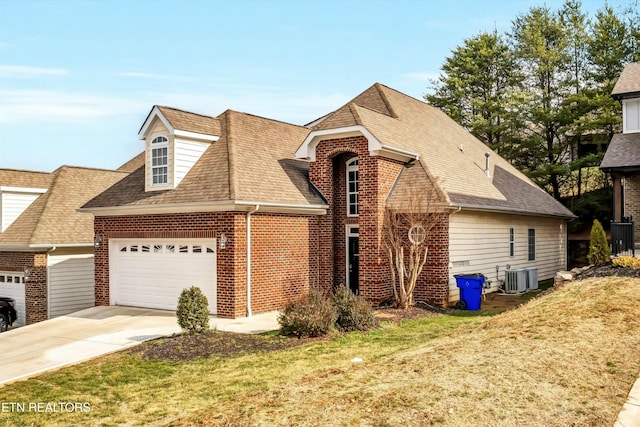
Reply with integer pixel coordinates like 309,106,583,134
347,226,359,294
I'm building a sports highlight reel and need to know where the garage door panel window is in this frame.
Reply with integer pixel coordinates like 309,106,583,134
116,242,217,255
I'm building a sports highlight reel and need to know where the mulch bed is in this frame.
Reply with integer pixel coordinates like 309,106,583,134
130,305,438,362
575,263,640,280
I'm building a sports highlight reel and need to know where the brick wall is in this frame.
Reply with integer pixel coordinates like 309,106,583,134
308,136,452,305
0,251,48,324
94,211,317,318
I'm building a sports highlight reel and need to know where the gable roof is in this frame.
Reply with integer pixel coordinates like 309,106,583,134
0,169,52,189
306,83,574,218
139,106,221,140
83,110,326,214
612,62,640,99
0,166,129,248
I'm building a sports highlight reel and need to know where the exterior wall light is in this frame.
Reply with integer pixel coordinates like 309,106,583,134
94,236,103,248
219,233,227,249
24,267,32,281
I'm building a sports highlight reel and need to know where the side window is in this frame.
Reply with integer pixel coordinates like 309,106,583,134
346,158,359,217
151,136,169,185
528,228,536,261
509,227,515,257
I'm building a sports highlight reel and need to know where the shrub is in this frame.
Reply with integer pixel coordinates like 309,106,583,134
278,288,337,338
587,219,611,265
332,285,377,332
612,256,640,269
177,286,210,333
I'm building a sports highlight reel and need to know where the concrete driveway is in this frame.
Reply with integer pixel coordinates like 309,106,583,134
1,306,279,385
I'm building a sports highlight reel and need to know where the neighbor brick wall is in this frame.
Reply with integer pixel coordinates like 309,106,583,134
624,173,640,244
0,251,48,324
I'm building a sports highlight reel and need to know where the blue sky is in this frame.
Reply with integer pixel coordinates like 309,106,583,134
0,0,627,172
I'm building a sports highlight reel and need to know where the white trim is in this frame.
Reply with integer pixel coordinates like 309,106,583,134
79,200,328,216
246,205,260,317
138,106,219,141
295,125,419,162
138,106,172,139
0,186,47,194
346,157,359,217
174,129,219,142
623,99,640,134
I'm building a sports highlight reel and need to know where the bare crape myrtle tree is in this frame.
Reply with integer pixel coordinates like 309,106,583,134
383,182,443,309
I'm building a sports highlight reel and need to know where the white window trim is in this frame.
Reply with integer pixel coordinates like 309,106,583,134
623,99,640,134
509,227,515,257
346,158,359,217
528,228,536,262
345,225,359,289
151,136,169,187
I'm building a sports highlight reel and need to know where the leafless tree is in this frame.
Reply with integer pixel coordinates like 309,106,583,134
383,183,442,309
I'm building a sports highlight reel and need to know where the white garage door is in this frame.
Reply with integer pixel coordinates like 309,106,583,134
49,254,95,318
110,239,217,314
0,272,25,327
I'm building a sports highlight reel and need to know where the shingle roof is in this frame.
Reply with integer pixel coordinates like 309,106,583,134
83,110,325,209
612,62,640,98
0,166,128,246
600,133,640,171
117,152,145,172
154,106,221,136
0,169,52,189
322,83,574,218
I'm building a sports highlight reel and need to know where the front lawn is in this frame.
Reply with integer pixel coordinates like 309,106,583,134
1,277,639,426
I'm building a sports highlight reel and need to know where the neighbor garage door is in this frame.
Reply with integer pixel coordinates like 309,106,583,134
48,254,95,318
110,239,217,314
0,271,25,327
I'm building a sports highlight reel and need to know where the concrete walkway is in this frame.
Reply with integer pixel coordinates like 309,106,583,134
0,306,280,386
615,377,640,427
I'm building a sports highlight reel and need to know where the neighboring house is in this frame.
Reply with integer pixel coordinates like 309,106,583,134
82,83,574,318
0,165,134,325
601,62,640,245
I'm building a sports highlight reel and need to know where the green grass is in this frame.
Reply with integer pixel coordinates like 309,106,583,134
0,313,479,426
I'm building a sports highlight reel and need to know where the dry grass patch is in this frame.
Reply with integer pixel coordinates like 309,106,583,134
177,277,640,426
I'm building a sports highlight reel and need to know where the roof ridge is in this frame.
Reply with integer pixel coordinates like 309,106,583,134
221,108,306,129
51,165,128,174
348,104,364,126
26,168,61,244
373,83,399,119
0,168,51,175
156,105,218,121
224,110,238,200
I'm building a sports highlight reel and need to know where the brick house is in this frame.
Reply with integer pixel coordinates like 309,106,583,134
0,165,136,325
82,83,574,318
601,62,640,245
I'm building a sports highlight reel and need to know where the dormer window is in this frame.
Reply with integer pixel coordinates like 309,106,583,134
151,136,168,185
346,158,359,216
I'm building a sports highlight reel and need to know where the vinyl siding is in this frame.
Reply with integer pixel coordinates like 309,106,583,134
174,138,209,186
1,192,41,232
448,211,567,301
48,254,95,318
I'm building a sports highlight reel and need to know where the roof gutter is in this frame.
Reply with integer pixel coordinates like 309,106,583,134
246,204,260,317
79,200,328,217
447,203,576,219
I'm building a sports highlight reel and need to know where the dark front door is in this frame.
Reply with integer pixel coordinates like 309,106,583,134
348,235,359,294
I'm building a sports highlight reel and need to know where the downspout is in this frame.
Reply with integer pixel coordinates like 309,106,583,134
46,246,56,320
246,205,260,317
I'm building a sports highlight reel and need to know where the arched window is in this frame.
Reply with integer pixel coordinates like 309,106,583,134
151,136,168,185
346,158,358,216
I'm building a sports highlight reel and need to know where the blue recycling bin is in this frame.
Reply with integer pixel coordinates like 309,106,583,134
454,274,485,310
